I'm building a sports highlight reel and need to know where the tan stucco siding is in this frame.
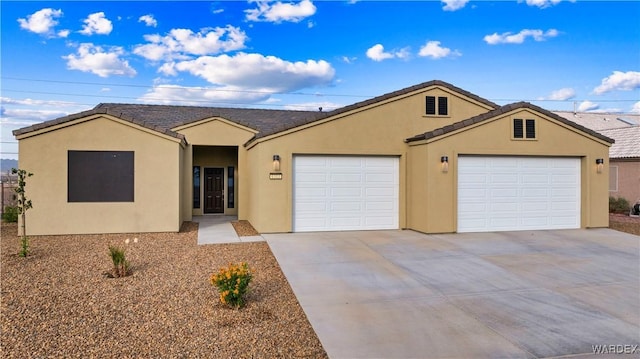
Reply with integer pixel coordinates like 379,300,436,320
18,116,183,235
244,88,493,233
180,145,193,224
408,110,611,233
175,119,256,146
177,119,255,217
251,86,493,150
246,115,410,233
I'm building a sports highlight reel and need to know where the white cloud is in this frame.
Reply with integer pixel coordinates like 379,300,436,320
63,43,136,78
245,0,316,23
17,8,64,37
213,8,225,14
0,108,69,122
57,29,70,38
138,84,271,105
631,101,640,114
133,26,247,61
547,87,575,101
442,0,469,11
522,0,574,9
418,41,461,59
365,44,409,62
165,52,335,93
0,97,77,107
79,12,113,35
138,14,157,27
483,29,559,45
577,100,599,112
593,71,640,95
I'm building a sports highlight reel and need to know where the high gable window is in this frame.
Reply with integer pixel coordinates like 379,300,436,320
426,96,448,116
513,118,536,139
525,119,536,138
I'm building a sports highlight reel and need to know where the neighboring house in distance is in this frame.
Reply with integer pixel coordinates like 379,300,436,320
14,80,613,236
554,111,640,206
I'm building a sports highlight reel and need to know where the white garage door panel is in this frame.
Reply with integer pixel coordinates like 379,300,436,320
294,156,399,232
458,156,580,232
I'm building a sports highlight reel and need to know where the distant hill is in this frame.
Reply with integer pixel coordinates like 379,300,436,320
1,159,18,173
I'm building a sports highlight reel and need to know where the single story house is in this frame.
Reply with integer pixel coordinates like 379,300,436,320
553,111,639,206
14,80,613,235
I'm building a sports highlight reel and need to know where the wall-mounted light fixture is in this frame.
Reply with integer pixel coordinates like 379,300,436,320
596,158,604,174
441,156,449,173
272,155,281,172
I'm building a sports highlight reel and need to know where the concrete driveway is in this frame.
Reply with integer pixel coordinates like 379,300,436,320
265,229,640,359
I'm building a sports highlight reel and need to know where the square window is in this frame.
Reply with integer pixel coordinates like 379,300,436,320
513,118,536,139
68,151,134,202
426,96,448,116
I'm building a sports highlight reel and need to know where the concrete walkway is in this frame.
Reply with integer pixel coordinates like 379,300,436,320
193,215,264,244
265,229,640,359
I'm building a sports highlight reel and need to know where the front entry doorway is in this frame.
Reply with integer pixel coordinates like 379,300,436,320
204,168,224,213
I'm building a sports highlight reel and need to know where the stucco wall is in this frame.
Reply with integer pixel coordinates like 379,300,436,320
176,119,254,218
244,86,492,233
609,160,640,205
17,115,183,235
408,109,611,233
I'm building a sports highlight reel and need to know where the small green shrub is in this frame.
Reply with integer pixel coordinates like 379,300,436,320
108,246,130,277
210,262,253,308
609,196,630,214
2,206,18,223
19,236,29,257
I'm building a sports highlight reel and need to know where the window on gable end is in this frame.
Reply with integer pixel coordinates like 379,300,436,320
426,96,436,115
438,97,448,116
525,119,536,139
513,118,536,140
426,96,448,116
513,119,524,138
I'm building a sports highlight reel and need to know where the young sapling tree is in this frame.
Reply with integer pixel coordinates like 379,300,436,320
12,168,33,257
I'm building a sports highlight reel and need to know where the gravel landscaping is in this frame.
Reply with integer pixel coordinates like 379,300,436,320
1,222,327,358
609,213,640,236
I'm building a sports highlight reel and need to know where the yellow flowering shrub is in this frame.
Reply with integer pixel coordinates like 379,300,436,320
210,262,253,308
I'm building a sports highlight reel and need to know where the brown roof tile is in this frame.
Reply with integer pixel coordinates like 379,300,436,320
12,80,498,143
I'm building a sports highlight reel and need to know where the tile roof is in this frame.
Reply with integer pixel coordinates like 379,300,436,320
405,102,615,144
12,80,497,143
553,111,640,131
325,80,499,117
599,126,640,159
553,111,639,159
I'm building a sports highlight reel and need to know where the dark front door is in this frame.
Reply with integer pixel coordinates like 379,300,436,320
204,168,224,213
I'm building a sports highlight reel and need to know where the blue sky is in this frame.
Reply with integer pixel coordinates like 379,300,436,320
2,0,639,160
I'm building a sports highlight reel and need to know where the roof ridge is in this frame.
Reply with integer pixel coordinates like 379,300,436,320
97,102,320,114
406,101,615,144
324,80,499,119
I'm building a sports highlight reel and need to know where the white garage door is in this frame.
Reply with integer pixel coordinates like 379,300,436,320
458,156,580,232
293,156,399,232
